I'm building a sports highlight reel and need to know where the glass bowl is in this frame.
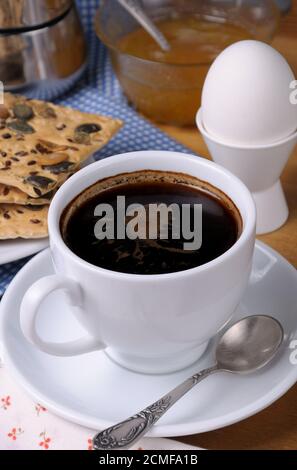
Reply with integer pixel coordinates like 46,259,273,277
95,0,279,127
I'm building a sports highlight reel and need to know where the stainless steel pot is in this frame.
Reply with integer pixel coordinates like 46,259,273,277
0,1,87,99
0,0,72,30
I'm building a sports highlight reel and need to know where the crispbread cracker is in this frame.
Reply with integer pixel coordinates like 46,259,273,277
0,204,48,239
0,93,122,197
0,171,73,205
0,183,52,205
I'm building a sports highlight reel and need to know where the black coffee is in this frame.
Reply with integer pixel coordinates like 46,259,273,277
61,171,241,275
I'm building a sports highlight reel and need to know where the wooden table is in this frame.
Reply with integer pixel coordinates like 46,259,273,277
157,6,297,450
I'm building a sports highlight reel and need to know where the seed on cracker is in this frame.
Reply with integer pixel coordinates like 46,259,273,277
0,203,48,239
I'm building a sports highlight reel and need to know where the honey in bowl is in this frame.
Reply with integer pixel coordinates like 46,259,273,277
113,16,254,126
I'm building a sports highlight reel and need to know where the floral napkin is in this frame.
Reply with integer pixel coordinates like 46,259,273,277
0,357,199,451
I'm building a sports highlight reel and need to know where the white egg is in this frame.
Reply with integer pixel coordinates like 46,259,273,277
201,40,297,146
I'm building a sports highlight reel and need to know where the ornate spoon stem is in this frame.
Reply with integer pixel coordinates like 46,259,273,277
93,365,218,450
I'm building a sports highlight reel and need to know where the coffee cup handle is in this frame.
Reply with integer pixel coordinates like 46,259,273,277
20,275,105,356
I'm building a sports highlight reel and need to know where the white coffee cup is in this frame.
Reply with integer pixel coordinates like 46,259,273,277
20,151,256,374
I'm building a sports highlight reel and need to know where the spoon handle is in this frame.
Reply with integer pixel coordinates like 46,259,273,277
117,0,171,51
93,365,218,450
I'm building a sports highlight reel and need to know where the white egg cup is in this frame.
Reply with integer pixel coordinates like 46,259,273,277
197,108,297,235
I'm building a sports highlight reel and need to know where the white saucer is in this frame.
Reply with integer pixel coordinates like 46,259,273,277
0,238,48,265
1,241,297,437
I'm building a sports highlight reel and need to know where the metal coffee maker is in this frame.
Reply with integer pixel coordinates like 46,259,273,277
0,0,87,99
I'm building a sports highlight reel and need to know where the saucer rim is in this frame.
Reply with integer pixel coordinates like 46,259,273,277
0,237,48,265
1,241,297,436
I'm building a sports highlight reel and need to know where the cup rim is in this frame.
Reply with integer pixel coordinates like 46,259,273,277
196,108,297,150
48,151,256,281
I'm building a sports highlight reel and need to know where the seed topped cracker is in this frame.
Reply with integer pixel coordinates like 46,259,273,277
0,203,48,239
0,93,122,197
0,183,56,205
0,170,75,205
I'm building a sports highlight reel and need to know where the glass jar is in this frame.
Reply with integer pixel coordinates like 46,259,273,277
96,0,279,127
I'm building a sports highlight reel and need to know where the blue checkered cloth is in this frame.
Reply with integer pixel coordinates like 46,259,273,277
0,0,193,295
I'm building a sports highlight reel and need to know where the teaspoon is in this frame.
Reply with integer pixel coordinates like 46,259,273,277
117,0,170,51
93,315,283,450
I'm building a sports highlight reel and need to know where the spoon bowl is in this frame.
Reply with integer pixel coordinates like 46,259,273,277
216,315,284,373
